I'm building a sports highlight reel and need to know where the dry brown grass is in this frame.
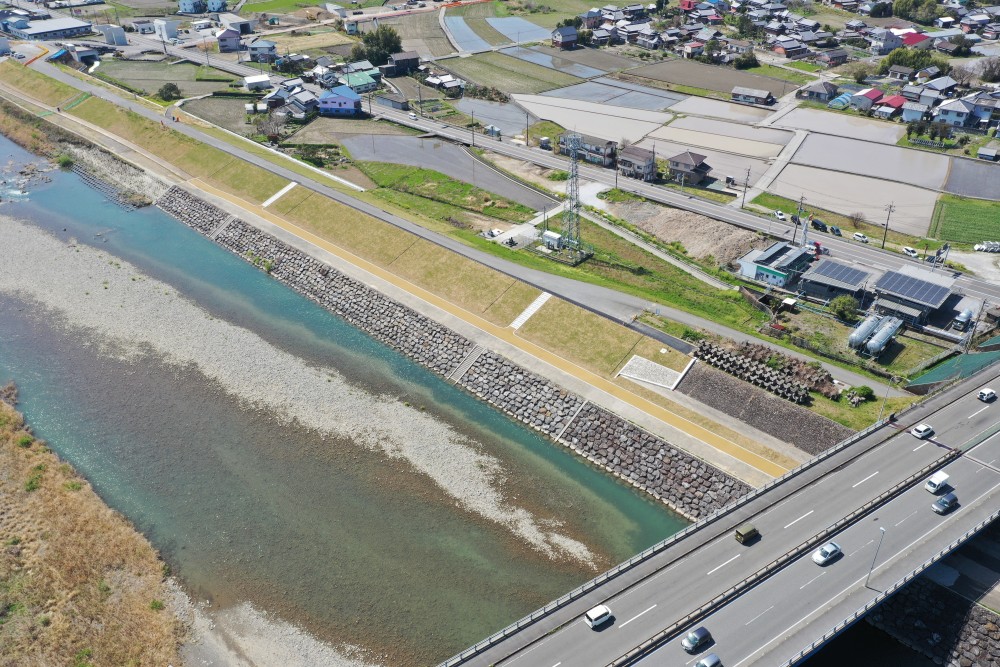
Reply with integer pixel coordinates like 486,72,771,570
0,398,183,666
518,298,643,376
482,280,541,326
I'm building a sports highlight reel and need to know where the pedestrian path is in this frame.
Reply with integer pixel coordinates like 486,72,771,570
262,181,297,208
510,292,551,329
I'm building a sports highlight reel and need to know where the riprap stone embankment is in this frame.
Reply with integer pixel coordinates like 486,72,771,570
155,186,752,519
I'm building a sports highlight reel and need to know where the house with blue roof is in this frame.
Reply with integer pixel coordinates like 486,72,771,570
319,85,362,116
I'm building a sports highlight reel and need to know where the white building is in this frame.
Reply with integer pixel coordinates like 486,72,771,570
153,18,181,41
96,24,127,46
244,74,271,91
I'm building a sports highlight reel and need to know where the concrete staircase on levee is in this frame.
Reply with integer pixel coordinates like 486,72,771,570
447,345,486,383
510,292,551,330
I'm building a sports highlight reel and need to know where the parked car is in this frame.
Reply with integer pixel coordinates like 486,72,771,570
910,423,934,439
932,492,958,515
979,388,996,402
584,604,612,628
829,226,842,236
811,219,828,232
696,654,723,667
682,626,713,653
852,232,869,243
903,246,920,259
811,542,842,565
774,210,786,221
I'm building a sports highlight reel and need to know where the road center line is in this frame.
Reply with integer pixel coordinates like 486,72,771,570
969,406,989,419
551,663,561,667
852,471,879,488
706,554,741,576
619,604,657,629
745,605,774,626
895,510,918,526
913,441,930,451
784,510,814,529
848,538,874,556
799,572,826,590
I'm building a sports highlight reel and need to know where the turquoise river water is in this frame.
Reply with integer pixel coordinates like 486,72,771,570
0,135,686,665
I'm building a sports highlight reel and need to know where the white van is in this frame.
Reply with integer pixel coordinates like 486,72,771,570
584,604,612,628
925,471,949,494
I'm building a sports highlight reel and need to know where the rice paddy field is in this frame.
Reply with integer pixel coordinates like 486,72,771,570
439,51,583,94
446,2,510,46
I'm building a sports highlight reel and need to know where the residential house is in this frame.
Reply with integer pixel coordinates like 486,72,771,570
935,98,975,126
918,88,941,107
682,40,705,57
557,133,617,167
845,18,866,30
579,7,603,28
552,25,578,48
796,17,821,31
935,39,961,55
621,22,649,42
983,22,1000,39
960,13,990,31
215,27,240,52
901,84,925,101
666,150,712,184
339,71,377,93
591,28,613,44
901,101,928,122
243,73,271,91
384,50,419,76
318,85,361,116
887,65,914,81
935,16,956,28
725,38,753,53
915,65,940,81
814,47,848,67
617,145,657,181
637,26,661,48
962,89,1000,128
850,87,884,111
207,0,227,11
873,94,906,118
925,75,957,95
178,0,205,13
798,80,839,102
732,86,775,104
288,89,318,117
737,242,812,287
868,27,902,54
248,39,277,62
901,32,932,48
343,59,375,73
772,36,807,57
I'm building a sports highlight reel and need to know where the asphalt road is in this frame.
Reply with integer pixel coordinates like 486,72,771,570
459,367,1000,667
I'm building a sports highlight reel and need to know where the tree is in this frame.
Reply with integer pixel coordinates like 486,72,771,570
869,2,891,17
655,0,666,12
950,64,975,86
844,62,874,84
982,57,1000,83
848,211,866,228
853,385,875,401
829,295,860,321
951,35,974,57
906,121,914,139
158,83,182,100
734,51,759,69
352,24,402,66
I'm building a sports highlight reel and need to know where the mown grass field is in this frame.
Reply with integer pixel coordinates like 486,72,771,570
439,51,583,94
0,60,79,106
357,161,536,222
930,194,1000,244
96,59,235,97
743,63,815,85
785,61,823,73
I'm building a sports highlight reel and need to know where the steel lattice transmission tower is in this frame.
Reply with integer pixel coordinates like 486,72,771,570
562,133,592,264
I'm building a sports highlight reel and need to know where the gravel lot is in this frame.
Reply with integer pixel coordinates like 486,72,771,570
667,96,770,122
541,78,685,110
677,364,854,455
512,93,670,142
769,164,938,236
775,107,904,144
792,134,949,190
628,59,791,96
944,157,1000,199
341,135,554,210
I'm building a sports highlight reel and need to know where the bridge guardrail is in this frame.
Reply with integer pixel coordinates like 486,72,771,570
436,419,891,667
605,449,962,666
782,504,1000,666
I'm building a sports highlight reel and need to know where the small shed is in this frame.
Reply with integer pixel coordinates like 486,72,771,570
978,146,999,161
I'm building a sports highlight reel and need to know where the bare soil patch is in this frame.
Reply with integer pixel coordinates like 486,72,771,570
287,116,416,143
481,150,566,194
628,59,789,97
608,199,768,266
183,96,254,134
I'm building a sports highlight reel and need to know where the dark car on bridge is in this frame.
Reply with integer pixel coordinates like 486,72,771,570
932,492,958,515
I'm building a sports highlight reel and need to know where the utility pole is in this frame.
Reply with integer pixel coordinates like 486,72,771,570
679,172,685,192
741,165,750,209
417,84,422,115
791,195,805,245
525,109,529,146
881,201,895,249
471,110,475,148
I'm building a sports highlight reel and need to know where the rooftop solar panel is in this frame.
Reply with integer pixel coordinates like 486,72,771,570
807,259,870,288
874,270,951,308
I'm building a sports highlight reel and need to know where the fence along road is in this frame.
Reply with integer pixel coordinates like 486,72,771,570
444,365,1000,667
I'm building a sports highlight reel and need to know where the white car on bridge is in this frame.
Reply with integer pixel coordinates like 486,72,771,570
811,542,841,566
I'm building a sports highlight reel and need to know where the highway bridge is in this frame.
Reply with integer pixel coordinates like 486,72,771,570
443,366,1000,667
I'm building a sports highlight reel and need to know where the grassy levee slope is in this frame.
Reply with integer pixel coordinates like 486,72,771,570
0,60,79,106
0,398,182,665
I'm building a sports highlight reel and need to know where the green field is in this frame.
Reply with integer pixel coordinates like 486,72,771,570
504,0,600,27
785,61,823,73
930,194,1000,244
439,52,582,94
358,161,536,222
743,63,815,85
96,60,235,98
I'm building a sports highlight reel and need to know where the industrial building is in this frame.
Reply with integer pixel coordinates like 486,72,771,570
737,242,813,288
799,259,872,301
872,265,955,325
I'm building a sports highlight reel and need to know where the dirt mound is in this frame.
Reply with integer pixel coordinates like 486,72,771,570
609,200,768,266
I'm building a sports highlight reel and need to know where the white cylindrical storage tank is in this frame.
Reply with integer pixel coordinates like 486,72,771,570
849,314,881,349
866,317,903,357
